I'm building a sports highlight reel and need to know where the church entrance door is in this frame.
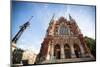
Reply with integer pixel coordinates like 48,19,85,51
54,44,61,59
74,44,81,58
64,44,71,59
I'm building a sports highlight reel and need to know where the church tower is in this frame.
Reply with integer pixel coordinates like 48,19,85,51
35,14,94,64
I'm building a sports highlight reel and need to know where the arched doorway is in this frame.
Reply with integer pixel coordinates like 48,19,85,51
64,44,71,59
74,44,81,58
54,44,61,59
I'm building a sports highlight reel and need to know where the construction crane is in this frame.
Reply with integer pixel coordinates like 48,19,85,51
12,16,33,65
12,16,33,51
12,16,33,44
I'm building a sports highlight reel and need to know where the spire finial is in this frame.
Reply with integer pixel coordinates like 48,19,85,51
51,13,55,21
69,14,72,20
50,13,55,24
69,14,76,23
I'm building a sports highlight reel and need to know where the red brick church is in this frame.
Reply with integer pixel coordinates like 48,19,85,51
35,14,94,64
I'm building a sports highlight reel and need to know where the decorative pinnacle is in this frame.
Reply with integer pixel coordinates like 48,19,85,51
69,14,72,20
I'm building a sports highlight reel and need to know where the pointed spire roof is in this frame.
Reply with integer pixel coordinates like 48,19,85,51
51,13,55,22
69,14,73,20
49,13,55,25
69,14,76,23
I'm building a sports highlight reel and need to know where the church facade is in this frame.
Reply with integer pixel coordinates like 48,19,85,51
35,15,94,64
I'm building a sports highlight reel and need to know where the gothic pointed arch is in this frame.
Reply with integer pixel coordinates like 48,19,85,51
74,43,81,58
64,44,71,58
54,44,61,59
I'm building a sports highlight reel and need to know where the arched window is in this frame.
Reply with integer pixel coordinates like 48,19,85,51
64,44,71,58
59,25,69,35
54,44,61,59
74,44,81,58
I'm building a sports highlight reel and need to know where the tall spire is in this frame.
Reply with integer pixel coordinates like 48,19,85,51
49,13,55,25
69,14,73,21
69,14,76,22
51,13,55,22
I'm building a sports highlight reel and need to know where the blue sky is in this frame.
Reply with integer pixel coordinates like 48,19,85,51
12,1,96,54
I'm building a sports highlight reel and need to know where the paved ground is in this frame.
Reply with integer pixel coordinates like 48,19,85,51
11,57,96,66
41,57,95,64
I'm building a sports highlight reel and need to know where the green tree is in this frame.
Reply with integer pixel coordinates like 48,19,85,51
84,36,96,58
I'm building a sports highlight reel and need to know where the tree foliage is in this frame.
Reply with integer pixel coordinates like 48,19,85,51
84,36,96,58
